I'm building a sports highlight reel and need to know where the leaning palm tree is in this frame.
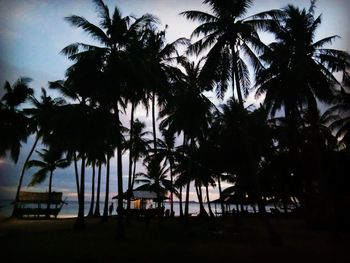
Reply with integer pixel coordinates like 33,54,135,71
12,88,66,216
27,148,70,217
181,0,280,105
1,77,34,217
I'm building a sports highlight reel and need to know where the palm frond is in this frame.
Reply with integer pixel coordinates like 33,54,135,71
179,10,217,23
312,35,339,49
237,58,251,97
28,167,50,186
26,159,47,169
92,0,111,29
65,15,110,45
190,22,218,39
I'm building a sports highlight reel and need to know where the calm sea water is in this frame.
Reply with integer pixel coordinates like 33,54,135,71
0,199,220,218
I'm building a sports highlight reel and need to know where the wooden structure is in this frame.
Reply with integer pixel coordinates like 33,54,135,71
15,191,66,218
112,189,167,217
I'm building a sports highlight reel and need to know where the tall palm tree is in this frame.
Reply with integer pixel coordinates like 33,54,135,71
159,59,214,216
255,4,350,211
93,158,105,217
141,27,188,154
181,0,279,105
86,157,97,217
27,148,70,217
62,0,158,237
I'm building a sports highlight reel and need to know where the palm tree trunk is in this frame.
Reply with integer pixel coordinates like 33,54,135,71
46,170,53,218
73,151,80,201
152,91,157,152
169,162,174,216
74,152,86,230
102,155,110,221
231,47,244,107
115,107,125,239
184,136,191,217
206,184,214,217
131,155,137,189
217,176,225,216
94,162,102,217
127,102,135,211
196,183,208,217
12,133,40,217
185,180,191,217
88,162,96,216
179,186,183,217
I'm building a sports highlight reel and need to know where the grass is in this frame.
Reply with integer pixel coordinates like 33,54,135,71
0,215,349,263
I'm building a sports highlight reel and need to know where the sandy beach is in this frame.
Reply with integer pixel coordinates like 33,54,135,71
1,216,349,263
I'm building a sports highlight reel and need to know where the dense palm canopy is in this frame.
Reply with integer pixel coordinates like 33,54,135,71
159,59,214,140
181,0,280,103
255,5,350,122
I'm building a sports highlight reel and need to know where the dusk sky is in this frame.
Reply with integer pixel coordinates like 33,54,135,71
0,0,349,202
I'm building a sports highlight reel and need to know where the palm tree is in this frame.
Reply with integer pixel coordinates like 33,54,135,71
156,129,177,216
27,148,70,217
255,4,350,213
125,119,151,211
0,77,33,162
93,159,104,217
62,0,158,237
12,88,66,216
159,59,214,216
181,0,279,105
1,77,33,111
136,155,176,209
255,4,350,137
1,77,34,217
86,156,97,217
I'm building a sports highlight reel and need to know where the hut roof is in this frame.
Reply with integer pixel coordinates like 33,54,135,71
112,190,167,200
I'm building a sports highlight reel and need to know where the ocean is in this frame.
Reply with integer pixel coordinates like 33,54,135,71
0,199,217,218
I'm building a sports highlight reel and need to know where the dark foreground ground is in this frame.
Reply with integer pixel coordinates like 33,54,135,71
0,215,349,263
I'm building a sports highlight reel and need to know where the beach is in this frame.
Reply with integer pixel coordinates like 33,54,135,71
1,216,349,263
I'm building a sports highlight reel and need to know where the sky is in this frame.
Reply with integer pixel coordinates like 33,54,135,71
0,0,349,203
